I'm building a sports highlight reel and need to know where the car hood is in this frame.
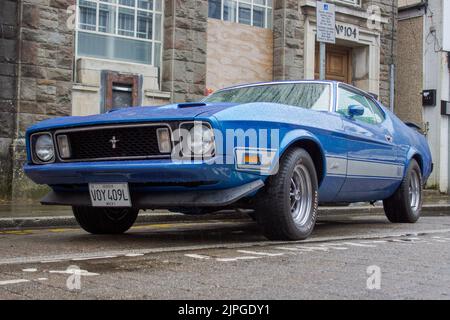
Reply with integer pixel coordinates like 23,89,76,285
27,102,239,133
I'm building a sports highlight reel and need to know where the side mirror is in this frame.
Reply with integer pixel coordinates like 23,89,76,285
348,105,365,118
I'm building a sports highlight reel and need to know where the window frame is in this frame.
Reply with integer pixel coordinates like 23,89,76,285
75,0,164,67
332,0,361,7
336,83,386,125
208,0,273,29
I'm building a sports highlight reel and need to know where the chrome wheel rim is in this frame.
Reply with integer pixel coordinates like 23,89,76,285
290,164,313,227
409,170,421,212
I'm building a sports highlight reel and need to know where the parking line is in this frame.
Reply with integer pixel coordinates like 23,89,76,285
0,279,29,286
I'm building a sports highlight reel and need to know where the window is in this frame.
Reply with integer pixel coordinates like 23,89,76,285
208,0,273,29
333,0,361,6
337,87,383,124
204,83,331,111
76,0,163,66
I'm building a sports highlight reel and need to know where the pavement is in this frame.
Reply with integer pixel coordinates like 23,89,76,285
0,213,450,299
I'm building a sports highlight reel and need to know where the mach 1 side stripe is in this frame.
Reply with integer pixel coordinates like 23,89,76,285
326,156,404,179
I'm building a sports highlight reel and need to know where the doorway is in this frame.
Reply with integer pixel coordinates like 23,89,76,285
314,44,352,84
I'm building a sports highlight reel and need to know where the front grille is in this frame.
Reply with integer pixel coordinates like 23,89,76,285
56,124,171,162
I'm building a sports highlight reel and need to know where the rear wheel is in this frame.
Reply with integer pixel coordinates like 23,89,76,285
254,148,319,240
383,159,422,223
72,206,138,234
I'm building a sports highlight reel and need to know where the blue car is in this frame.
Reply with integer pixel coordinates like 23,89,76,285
24,81,432,240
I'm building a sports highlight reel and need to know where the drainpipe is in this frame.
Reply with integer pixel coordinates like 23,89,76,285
389,0,395,112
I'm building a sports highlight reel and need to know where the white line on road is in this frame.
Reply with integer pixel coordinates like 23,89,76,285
72,255,118,261
22,268,37,272
125,253,145,257
237,250,285,257
216,256,262,262
185,254,211,260
342,242,377,248
0,279,29,286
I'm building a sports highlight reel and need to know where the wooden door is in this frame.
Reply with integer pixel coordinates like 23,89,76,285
315,44,352,83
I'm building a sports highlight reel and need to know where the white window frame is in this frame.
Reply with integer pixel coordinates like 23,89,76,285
211,0,273,29
75,0,164,67
332,0,361,7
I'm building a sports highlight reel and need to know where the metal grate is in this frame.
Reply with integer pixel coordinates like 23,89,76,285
56,124,171,162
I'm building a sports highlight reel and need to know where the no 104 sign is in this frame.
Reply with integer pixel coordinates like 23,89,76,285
335,22,360,42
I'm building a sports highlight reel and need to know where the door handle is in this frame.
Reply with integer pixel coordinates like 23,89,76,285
385,135,393,143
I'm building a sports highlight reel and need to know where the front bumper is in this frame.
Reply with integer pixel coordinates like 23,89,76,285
24,159,262,189
40,179,264,209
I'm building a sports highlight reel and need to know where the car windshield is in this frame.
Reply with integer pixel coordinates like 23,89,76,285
203,82,331,111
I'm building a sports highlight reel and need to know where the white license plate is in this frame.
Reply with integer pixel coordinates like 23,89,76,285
89,183,131,207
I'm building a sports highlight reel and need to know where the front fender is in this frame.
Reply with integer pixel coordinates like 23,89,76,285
278,129,327,184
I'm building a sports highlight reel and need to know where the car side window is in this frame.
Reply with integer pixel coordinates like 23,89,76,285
337,87,378,125
366,98,385,123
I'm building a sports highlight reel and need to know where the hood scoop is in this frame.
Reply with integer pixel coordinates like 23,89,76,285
177,102,207,108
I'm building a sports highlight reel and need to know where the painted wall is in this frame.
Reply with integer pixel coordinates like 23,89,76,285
422,0,449,192
206,19,273,92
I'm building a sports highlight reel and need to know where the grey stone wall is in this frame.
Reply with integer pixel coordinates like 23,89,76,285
362,0,398,107
0,0,18,199
2,0,75,200
273,0,305,81
162,0,208,102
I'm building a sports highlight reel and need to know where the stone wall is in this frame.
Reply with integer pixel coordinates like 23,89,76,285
9,0,75,200
273,0,305,81
162,0,208,102
362,0,398,107
0,0,18,199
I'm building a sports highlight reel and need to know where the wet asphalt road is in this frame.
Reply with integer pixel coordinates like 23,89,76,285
0,212,450,299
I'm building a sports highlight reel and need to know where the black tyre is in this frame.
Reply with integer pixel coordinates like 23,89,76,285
254,148,319,240
383,159,422,223
72,206,139,234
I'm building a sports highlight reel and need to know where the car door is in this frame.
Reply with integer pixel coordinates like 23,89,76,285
335,85,402,202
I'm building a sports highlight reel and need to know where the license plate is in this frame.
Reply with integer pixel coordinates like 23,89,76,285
89,183,131,207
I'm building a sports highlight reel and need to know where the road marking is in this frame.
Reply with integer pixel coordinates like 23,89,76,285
125,253,145,257
342,242,377,248
0,279,30,286
274,246,305,252
22,268,37,272
72,255,117,261
49,269,99,276
36,278,48,281
185,254,211,260
216,256,262,262
237,250,284,257
320,244,348,250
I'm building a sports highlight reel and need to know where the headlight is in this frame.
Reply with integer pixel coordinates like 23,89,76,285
180,122,215,158
33,133,55,163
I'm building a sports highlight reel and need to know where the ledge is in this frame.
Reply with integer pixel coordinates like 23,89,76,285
72,84,99,93
144,89,171,100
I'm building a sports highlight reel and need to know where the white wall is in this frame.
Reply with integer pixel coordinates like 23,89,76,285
422,0,449,192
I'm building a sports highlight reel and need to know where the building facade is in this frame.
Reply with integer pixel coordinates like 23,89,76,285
0,0,398,200
397,0,450,192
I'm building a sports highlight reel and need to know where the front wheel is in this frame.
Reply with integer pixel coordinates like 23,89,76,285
383,159,422,223
253,148,319,240
72,206,139,234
